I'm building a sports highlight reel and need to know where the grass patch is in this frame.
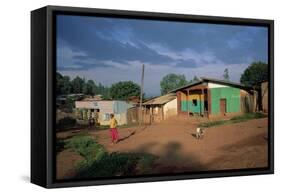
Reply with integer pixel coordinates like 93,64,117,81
230,112,266,121
64,135,104,161
56,138,66,153
64,135,156,178
199,112,267,128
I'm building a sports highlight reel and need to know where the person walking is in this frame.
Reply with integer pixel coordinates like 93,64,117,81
109,114,119,145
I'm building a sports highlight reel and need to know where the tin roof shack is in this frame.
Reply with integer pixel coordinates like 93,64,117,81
142,93,177,123
75,100,133,126
171,77,257,118
261,81,268,113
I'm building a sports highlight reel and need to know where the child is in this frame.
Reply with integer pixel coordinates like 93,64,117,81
109,113,119,144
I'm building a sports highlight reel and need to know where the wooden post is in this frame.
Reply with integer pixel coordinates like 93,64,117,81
201,88,204,116
161,106,164,120
176,91,181,115
187,89,189,117
149,106,152,124
207,89,211,118
139,64,145,125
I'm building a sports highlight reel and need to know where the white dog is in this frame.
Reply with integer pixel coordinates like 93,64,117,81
196,127,205,139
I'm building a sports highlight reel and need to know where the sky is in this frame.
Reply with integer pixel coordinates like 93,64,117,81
56,15,268,96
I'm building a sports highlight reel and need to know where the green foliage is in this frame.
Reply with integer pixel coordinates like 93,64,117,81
240,61,268,87
56,73,72,95
65,135,105,161
160,73,188,94
110,81,141,100
137,154,156,173
223,68,230,80
64,135,156,178
230,112,266,121
192,76,200,82
96,83,111,99
56,138,66,153
57,117,77,129
56,72,110,98
82,80,97,95
72,76,85,93
76,152,138,178
199,112,267,128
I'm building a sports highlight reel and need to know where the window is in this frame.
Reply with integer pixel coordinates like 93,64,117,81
192,99,197,106
103,113,110,121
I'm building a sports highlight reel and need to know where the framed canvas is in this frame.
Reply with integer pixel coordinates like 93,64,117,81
31,5,274,188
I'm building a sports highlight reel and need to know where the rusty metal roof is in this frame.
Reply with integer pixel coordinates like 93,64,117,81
143,93,176,105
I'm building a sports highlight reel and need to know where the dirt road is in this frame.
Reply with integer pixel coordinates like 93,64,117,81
90,116,268,173
56,116,268,178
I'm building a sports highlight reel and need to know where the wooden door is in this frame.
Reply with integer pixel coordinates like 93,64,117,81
220,99,226,115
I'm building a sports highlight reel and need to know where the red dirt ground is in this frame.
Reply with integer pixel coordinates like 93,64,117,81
56,116,268,178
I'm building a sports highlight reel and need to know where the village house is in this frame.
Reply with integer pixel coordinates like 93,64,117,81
170,77,257,118
142,93,178,123
75,99,133,125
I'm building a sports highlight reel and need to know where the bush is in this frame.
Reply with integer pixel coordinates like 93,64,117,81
64,135,104,161
57,117,76,129
64,135,156,178
76,152,139,178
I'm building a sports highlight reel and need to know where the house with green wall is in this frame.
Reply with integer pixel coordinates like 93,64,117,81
170,77,257,118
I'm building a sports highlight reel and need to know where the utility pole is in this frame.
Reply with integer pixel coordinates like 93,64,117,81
139,64,145,125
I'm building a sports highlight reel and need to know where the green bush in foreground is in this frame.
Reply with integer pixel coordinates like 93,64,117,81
64,135,156,178
64,135,104,161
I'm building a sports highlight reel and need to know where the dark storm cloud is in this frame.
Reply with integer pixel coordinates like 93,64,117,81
175,59,197,68
57,15,174,71
56,15,268,95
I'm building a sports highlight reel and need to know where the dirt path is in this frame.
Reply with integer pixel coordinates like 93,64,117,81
56,149,83,180
56,116,268,178
90,116,268,173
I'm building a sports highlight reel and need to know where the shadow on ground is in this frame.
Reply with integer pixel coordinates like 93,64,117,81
133,141,206,174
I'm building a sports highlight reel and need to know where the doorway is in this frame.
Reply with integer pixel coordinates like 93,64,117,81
220,99,227,115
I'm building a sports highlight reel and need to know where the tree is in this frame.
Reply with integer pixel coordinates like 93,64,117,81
72,76,84,93
82,80,97,95
240,61,268,87
192,76,200,82
56,72,64,95
56,72,72,95
110,81,141,100
160,73,188,94
223,68,230,81
61,76,72,94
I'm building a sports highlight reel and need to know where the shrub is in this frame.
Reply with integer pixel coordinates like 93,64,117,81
75,152,139,178
57,117,76,129
64,135,156,178
64,136,105,161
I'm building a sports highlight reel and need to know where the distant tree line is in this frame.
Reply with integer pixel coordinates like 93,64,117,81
58,61,267,102
160,61,268,95
56,72,110,99
160,74,200,95
56,72,141,101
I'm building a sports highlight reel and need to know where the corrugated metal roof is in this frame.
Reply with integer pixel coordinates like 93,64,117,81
143,93,176,105
168,77,253,93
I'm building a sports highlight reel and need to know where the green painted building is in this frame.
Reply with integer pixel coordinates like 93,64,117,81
171,77,256,117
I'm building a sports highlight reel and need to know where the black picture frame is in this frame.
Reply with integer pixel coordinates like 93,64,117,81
31,5,274,188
